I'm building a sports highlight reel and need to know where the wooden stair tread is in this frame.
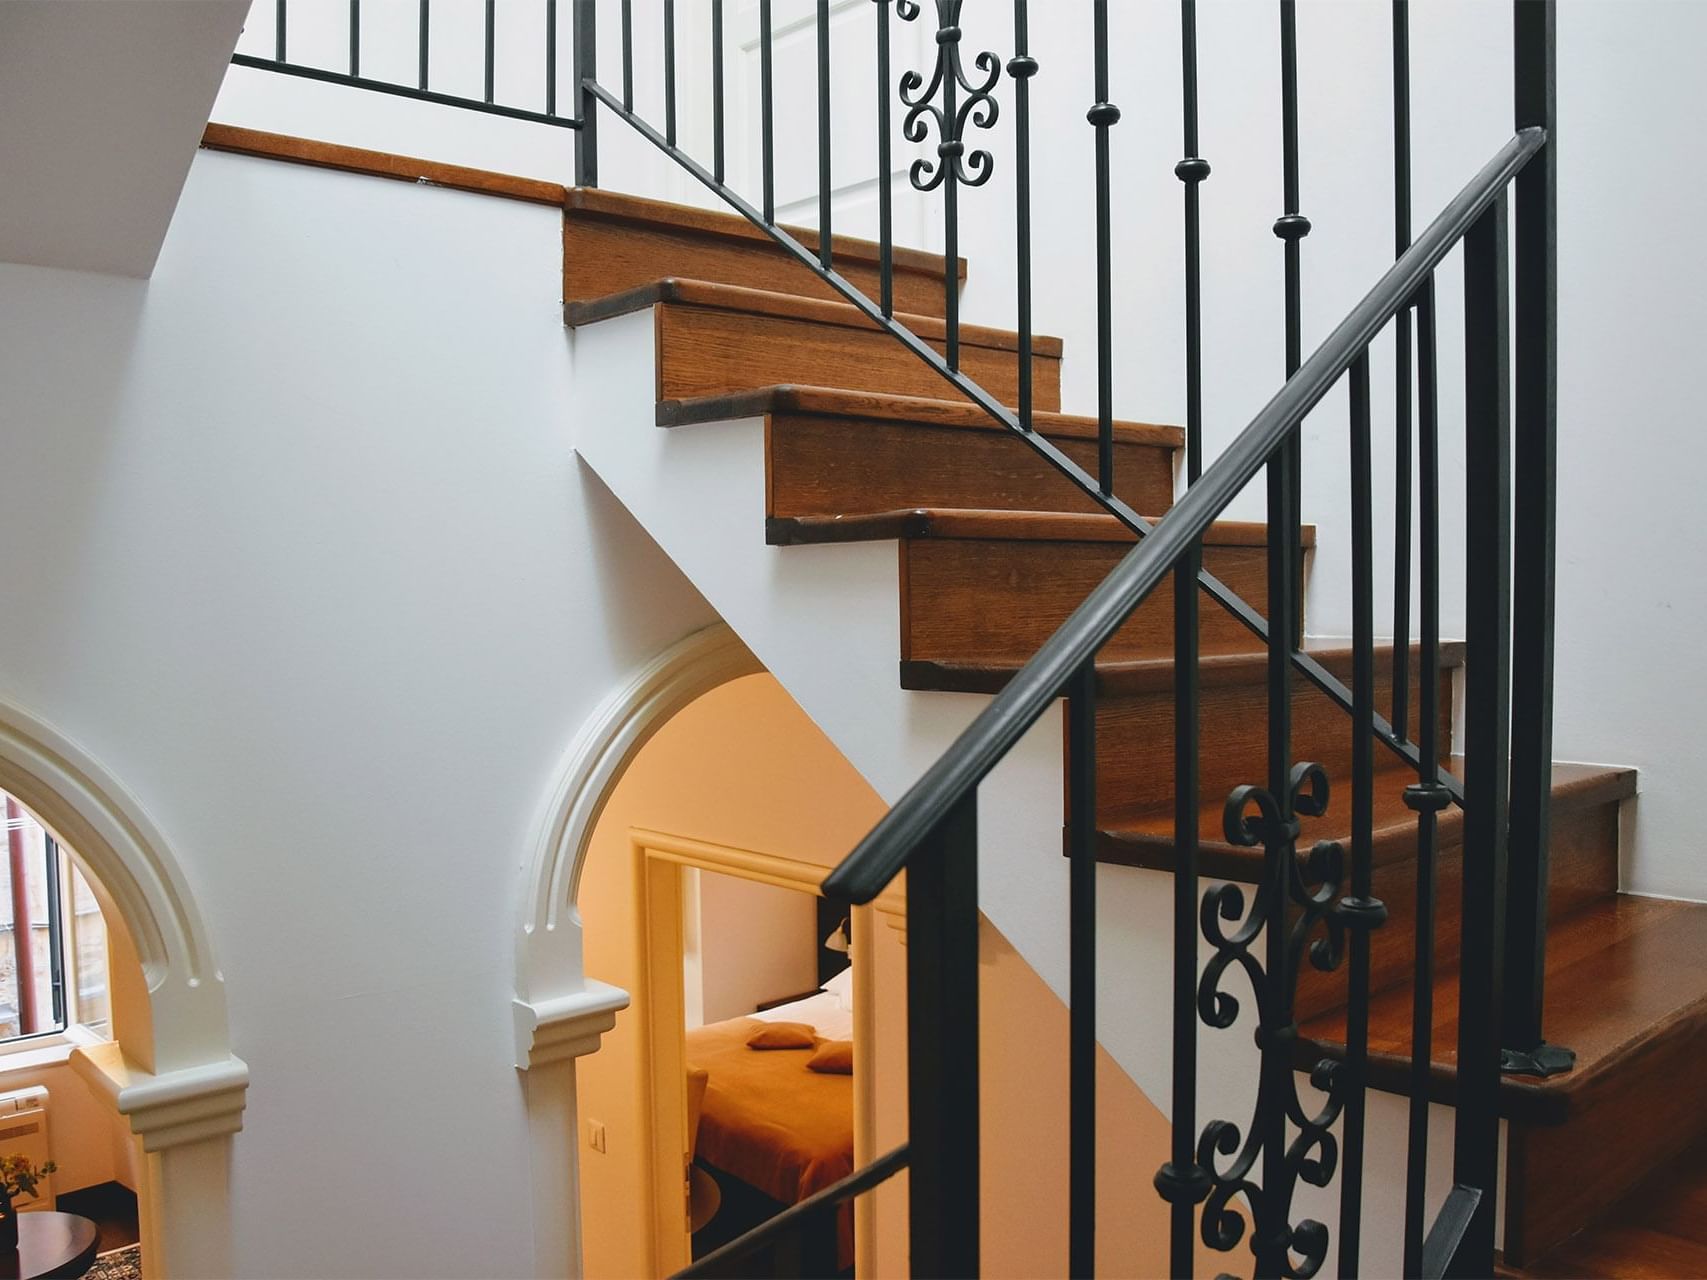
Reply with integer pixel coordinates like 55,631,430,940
657,383,1183,446
1298,891,1707,1122
902,639,1466,696
1098,761,1634,882
565,277,1061,355
1515,1138,1707,1276
769,507,1311,547
566,186,964,281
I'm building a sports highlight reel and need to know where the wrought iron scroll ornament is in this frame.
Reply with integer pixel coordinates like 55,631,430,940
898,0,1001,191
1197,763,1356,1279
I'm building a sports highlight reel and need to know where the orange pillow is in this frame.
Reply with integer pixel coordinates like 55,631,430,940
746,1021,816,1050
807,1040,855,1074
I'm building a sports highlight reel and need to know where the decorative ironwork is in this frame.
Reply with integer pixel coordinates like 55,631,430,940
898,0,1001,192
1198,764,1355,1279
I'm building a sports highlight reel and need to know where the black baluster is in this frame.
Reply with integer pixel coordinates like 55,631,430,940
1401,277,1447,1279
545,0,557,116
622,0,634,111
1155,536,1207,1279
276,0,287,62
1275,0,1310,645
665,0,677,145
907,792,980,1280
1504,0,1570,1080
1088,0,1119,493
761,0,775,223
484,0,495,104
1010,0,1037,431
1454,192,1512,1278
817,0,833,270
1257,12,1309,1242
418,0,429,90
574,0,598,188
1257,448,1299,1280
712,0,726,186
941,1,961,367
1177,0,1209,484
1067,660,1098,1278
1154,10,1210,1274
1338,352,1387,1279
875,0,897,318
1391,0,1413,744
349,0,361,76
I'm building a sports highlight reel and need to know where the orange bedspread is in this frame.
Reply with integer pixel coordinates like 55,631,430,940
686,1016,854,1204
685,1016,855,1264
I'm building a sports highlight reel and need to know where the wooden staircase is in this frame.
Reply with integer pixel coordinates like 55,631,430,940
564,187,1707,1275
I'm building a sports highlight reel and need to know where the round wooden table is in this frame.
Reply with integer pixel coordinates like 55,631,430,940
0,1213,100,1280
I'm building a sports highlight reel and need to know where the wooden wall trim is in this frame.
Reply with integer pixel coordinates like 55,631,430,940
200,123,567,206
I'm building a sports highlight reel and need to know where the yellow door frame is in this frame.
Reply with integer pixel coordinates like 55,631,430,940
630,827,903,1277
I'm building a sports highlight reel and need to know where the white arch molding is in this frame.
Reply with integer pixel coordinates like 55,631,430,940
0,696,247,1280
512,622,762,1279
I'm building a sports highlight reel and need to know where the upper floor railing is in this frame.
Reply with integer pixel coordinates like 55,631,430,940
231,3,1564,1275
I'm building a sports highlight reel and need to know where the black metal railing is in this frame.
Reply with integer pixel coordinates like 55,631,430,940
825,122,1548,1280
230,4,1562,1275
232,1,581,130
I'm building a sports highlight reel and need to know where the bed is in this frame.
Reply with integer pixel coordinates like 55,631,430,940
685,972,856,1268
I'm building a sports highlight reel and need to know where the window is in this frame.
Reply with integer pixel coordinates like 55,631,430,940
0,790,110,1044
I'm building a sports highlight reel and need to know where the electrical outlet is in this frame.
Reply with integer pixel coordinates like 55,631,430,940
587,1119,607,1153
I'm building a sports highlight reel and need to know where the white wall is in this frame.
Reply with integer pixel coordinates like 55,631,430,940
0,149,715,1277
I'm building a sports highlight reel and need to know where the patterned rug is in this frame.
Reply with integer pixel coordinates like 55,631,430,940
87,1244,142,1280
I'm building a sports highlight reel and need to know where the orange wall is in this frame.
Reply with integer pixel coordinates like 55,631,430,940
577,674,891,1280
576,671,1173,1279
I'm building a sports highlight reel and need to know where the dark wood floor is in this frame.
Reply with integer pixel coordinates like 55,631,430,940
55,1182,139,1255
1519,1137,1707,1277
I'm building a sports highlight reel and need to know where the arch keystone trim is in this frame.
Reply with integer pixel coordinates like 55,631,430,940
71,1043,249,1152
513,981,630,1071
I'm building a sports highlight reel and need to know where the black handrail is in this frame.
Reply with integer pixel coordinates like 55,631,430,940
823,125,1546,908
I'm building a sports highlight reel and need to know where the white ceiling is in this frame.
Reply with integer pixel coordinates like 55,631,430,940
0,0,250,278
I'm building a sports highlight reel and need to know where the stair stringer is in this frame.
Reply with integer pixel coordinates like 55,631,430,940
570,310,1186,1090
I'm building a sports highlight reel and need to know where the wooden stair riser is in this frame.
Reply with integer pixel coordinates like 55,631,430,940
766,412,1175,521
655,302,1061,411
899,540,1273,668
1291,795,1620,1023
1086,660,1453,821
564,194,957,318
1501,895,1707,1264
1505,1001,1707,1265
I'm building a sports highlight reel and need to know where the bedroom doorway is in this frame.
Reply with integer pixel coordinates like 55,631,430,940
632,830,902,1276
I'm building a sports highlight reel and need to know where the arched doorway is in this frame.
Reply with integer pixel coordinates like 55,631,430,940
513,623,911,1279
513,624,762,1279
0,697,246,1279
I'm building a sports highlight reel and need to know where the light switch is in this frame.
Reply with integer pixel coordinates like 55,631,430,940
587,1119,607,1153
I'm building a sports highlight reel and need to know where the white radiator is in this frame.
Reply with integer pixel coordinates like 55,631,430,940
0,1086,54,1211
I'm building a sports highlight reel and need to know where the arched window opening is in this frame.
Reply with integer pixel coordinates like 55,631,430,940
1,792,111,1046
